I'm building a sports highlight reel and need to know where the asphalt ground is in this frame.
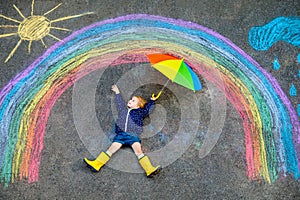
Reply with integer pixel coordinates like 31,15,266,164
0,0,299,199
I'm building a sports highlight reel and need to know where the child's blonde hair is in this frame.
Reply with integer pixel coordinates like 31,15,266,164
134,96,147,108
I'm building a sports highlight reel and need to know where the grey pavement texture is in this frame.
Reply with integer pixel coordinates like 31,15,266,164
0,0,299,199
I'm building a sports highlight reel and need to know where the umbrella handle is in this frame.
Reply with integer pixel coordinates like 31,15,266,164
151,79,170,100
151,91,162,100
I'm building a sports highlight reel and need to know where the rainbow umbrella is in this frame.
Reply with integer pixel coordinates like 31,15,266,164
147,54,202,99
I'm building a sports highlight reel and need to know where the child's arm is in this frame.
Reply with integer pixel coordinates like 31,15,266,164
142,97,156,116
111,84,120,94
112,85,126,112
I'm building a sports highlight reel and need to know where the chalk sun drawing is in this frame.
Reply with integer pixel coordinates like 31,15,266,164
0,0,93,63
0,14,299,187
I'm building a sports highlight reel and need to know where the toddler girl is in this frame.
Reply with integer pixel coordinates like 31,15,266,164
83,84,160,177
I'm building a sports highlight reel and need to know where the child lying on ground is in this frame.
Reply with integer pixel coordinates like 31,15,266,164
83,84,160,177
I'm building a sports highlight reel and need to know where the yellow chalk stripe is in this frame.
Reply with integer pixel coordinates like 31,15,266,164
50,12,94,23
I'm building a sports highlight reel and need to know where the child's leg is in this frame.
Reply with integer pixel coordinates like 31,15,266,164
131,142,160,177
83,142,122,172
107,142,122,156
131,142,144,158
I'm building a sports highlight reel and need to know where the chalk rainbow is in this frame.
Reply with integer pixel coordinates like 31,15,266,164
0,14,299,187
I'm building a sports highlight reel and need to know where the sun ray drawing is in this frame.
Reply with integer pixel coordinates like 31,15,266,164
0,0,93,63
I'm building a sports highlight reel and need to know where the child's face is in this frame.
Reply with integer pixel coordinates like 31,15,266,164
127,96,140,109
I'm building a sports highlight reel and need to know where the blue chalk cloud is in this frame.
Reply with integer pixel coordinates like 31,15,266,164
249,17,300,51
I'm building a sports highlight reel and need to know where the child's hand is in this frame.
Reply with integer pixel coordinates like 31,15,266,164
111,84,120,94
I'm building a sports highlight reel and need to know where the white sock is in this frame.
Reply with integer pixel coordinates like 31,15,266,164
105,150,112,157
136,153,145,160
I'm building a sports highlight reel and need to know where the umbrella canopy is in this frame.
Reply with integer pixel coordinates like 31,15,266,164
147,54,202,99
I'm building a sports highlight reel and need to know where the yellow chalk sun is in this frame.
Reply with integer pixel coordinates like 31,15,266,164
0,0,93,63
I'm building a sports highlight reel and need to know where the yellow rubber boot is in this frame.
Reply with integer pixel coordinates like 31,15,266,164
83,152,110,172
139,156,160,177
